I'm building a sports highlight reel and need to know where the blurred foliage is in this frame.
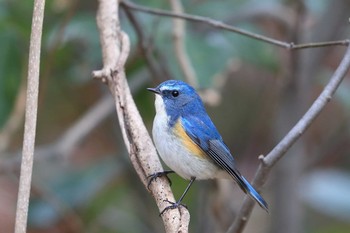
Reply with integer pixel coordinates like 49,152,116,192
0,1,31,128
0,0,350,232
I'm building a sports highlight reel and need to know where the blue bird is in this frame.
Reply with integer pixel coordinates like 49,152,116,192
147,80,268,214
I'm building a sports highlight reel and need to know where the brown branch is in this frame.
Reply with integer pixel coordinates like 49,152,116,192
14,0,46,232
92,0,189,232
226,44,350,233
121,0,350,50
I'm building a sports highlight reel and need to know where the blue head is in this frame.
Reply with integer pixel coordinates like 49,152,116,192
147,80,206,126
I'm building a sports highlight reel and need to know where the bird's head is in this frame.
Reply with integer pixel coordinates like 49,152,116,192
148,80,204,119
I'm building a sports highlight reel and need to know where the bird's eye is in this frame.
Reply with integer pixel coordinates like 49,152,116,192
171,90,179,97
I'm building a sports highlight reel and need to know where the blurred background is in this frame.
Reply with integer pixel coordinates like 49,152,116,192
1,0,350,232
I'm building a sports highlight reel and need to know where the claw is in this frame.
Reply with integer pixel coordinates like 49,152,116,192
159,199,188,216
147,170,174,190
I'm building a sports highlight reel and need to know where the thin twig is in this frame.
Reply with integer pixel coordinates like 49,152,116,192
265,50,350,167
290,40,350,50
121,0,350,49
227,44,350,233
14,0,45,232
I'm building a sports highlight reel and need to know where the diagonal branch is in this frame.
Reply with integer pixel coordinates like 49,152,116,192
227,44,350,233
14,0,46,232
121,0,349,50
92,0,190,232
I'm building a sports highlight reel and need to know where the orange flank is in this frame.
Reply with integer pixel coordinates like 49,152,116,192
173,119,207,159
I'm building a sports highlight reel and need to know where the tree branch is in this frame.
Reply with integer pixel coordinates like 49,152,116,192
92,0,189,232
121,0,349,50
227,44,350,233
14,0,46,232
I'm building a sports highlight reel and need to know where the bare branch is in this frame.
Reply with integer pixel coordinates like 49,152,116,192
93,0,190,232
290,40,350,50
121,0,349,50
265,50,350,166
227,44,350,233
14,0,46,232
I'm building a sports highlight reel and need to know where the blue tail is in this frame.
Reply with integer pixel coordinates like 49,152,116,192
241,176,268,211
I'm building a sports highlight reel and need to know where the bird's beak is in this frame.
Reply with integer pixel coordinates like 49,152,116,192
147,87,161,95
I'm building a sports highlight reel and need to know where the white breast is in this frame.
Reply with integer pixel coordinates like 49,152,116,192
152,95,223,180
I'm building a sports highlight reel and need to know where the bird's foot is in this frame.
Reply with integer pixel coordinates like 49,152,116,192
160,199,188,216
147,170,174,190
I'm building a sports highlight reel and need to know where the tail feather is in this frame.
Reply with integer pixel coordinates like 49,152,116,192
240,176,268,211
229,169,268,211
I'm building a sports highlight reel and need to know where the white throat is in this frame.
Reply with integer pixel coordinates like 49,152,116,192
154,94,166,116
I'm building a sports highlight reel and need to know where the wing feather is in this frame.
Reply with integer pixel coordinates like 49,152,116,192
181,116,268,211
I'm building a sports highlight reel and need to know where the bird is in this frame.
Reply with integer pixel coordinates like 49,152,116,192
147,80,268,214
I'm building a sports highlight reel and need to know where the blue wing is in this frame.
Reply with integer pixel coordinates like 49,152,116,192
181,115,268,211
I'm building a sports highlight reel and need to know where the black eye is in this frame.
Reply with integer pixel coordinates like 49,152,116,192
171,90,179,97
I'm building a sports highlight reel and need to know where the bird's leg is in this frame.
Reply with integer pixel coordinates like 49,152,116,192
160,177,196,216
147,170,175,190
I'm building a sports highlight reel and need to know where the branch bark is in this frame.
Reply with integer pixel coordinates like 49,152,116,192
92,0,189,232
14,0,46,232
227,44,350,233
